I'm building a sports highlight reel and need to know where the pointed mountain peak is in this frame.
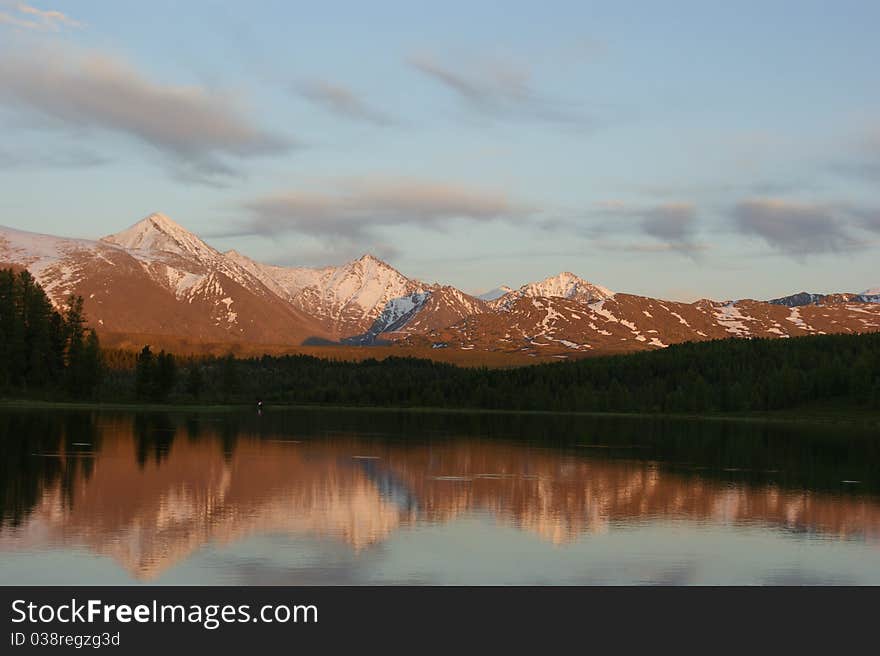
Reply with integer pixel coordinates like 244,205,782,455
355,253,387,265
544,271,591,284
144,212,181,229
345,253,402,274
515,272,614,302
101,213,219,260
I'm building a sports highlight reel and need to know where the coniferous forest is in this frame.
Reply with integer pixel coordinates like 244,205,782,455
0,269,103,400
114,333,880,413
2,268,880,414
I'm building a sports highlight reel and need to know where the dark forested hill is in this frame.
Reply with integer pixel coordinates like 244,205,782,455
0,269,102,400
105,332,880,414
3,266,880,414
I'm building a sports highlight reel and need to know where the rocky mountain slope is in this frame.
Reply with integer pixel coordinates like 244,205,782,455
2,213,879,357
768,291,880,307
226,250,429,340
0,214,323,344
399,290,880,358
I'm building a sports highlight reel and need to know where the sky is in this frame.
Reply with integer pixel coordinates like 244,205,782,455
1,0,879,301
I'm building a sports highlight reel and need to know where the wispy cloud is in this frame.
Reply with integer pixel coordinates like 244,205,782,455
641,203,698,244
848,206,880,235
577,200,705,254
409,54,588,126
0,3,82,31
265,241,403,269
731,198,863,255
297,80,396,126
0,44,293,182
595,240,710,255
0,146,110,169
240,177,535,241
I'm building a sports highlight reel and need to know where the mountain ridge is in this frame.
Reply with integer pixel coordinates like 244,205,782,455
3,214,880,359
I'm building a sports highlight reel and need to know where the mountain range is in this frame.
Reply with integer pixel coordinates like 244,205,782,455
2,213,879,360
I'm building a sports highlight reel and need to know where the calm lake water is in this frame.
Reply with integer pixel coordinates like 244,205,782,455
1,408,879,585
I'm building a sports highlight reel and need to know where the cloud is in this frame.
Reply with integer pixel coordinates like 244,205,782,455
409,54,587,126
731,198,861,255
594,239,710,255
0,11,38,29
835,159,880,182
579,200,703,254
847,206,880,235
297,80,396,126
861,215,880,233
0,45,293,181
641,203,697,243
0,3,82,31
0,146,110,169
241,178,535,240
266,241,403,269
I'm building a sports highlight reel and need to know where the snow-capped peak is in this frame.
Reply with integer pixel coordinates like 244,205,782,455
515,272,614,303
101,213,219,261
862,286,880,296
349,253,403,277
322,254,424,315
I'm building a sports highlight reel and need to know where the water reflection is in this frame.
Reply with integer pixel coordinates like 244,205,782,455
1,409,879,583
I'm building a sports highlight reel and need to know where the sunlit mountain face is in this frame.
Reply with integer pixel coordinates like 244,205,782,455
3,217,880,361
1,409,878,584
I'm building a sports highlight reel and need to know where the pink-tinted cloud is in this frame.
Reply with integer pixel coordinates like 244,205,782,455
242,178,535,239
0,44,293,180
0,3,82,31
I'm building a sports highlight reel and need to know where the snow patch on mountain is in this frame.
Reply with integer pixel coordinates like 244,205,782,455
0,225,120,304
233,252,428,335
315,254,424,318
222,250,313,301
786,307,813,331
714,303,751,337
101,214,281,306
102,213,220,263
0,225,98,264
521,272,613,301
347,290,433,343
494,272,613,310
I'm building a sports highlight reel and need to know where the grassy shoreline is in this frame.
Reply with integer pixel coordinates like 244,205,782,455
1,398,878,428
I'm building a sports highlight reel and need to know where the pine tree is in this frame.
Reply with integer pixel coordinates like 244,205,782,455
63,294,88,396
0,269,18,390
80,329,103,399
135,346,154,400
185,364,204,399
155,351,177,401
220,354,238,402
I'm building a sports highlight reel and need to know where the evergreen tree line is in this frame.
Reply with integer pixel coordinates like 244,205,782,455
120,332,880,413
135,346,178,402
0,269,102,399
3,267,879,413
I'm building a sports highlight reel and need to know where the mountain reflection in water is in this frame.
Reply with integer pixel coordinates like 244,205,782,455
1,409,879,584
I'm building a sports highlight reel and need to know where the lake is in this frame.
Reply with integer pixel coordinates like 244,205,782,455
1,407,879,585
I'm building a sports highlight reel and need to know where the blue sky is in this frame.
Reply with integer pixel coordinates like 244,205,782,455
1,1,879,300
